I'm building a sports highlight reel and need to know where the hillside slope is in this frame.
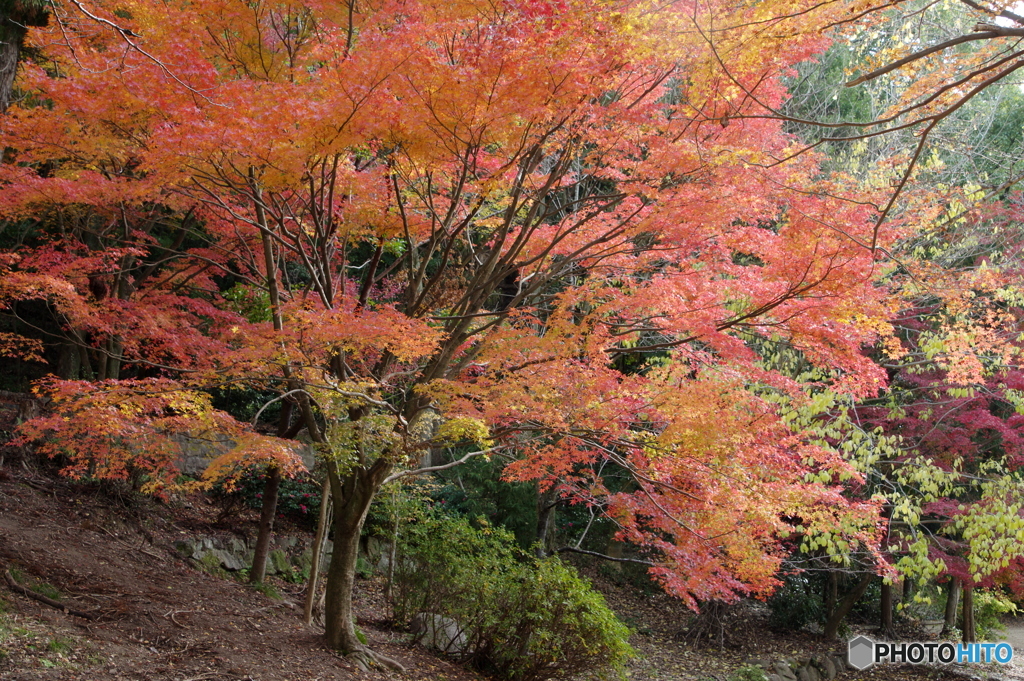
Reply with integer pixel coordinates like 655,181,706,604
0,460,1018,681
0,467,485,681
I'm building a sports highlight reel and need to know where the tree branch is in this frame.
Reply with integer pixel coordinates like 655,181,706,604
381,447,499,486
554,547,656,567
846,30,1004,87
4,570,97,620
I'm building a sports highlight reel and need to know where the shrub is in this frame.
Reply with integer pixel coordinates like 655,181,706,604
767,573,822,631
971,589,1017,640
429,455,539,549
727,665,768,681
393,512,634,681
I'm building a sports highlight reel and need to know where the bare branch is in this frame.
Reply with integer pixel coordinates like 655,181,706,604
381,447,500,486
846,30,1004,87
60,0,218,103
554,546,657,567
251,389,308,426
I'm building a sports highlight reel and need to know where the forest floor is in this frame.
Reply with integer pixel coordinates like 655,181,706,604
0,458,1019,681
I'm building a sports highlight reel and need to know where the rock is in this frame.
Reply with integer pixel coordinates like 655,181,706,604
797,667,811,681
768,675,784,681
774,661,797,681
365,536,391,571
269,549,291,576
819,655,837,680
744,658,772,669
211,548,245,571
296,548,313,572
410,612,469,654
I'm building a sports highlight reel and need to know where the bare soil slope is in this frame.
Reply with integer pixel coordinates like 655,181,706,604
0,468,486,681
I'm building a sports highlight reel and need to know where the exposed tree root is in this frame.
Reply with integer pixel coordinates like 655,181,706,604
345,646,407,673
4,569,98,620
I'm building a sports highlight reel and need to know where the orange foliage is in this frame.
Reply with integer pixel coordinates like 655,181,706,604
0,0,927,604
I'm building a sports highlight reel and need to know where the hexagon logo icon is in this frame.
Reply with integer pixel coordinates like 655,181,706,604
848,635,875,670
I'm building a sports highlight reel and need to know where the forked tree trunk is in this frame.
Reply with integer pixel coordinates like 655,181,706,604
322,458,403,671
961,584,975,643
823,572,873,639
942,576,961,636
249,465,282,583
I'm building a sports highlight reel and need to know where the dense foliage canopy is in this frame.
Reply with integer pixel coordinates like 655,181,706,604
4,0,1024,658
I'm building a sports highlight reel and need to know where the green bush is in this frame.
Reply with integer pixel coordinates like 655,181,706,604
971,589,1017,640
727,665,768,681
429,455,540,549
393,512,634,681
211,467,322,528
767,574,822,631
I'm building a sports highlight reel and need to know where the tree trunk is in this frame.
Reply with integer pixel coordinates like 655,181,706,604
824,570,838,619
385,489,399,605
823,572,874,639
303,476,332,625
0,23,26,113
942,576,961,636
535,485,558,558
78,341,94,379
880,580,894,637
97,346,108,380
57,342,81,379
322,459,404,671
249,466,282,584
1,1,48,113
961,584,975,643
106,337,123,380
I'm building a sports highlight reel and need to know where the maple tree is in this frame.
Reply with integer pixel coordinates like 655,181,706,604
851,311,1024,640
0,0,951,664
739,0,1024,638
862,189,1024,637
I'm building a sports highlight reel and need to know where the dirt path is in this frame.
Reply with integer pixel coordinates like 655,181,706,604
998,620,1024,680
1003,620,1024,654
